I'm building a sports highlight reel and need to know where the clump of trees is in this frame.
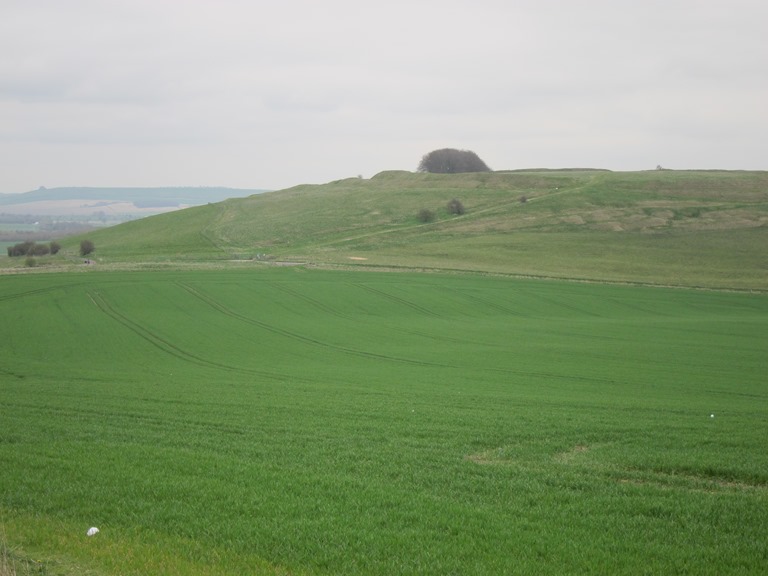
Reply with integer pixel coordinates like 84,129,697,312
6,241,60,257
418,149,491,174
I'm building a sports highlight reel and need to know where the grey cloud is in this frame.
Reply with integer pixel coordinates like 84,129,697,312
0,0,766,192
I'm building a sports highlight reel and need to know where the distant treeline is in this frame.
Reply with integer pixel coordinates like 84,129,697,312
0,186,268,206
0,231,53,243
0,213,42,224
0,224,96,244
1,213,97,227
134,200,181,208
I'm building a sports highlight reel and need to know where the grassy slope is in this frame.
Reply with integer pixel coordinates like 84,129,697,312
48,169,768,289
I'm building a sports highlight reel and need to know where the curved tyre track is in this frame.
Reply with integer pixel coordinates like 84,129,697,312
0,283,85,303
351,283,442,318
447,287,531,317
270,281,482,347
266,281,354,320
87,290,286,378
178,282,452,368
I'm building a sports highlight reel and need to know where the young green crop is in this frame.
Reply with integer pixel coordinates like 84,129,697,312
1,268,766,575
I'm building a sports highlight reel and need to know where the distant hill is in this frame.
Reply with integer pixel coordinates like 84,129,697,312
0,186,269,217
48,170,768,289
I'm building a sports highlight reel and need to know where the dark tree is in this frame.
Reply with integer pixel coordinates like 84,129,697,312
80,239,95,257
417,148,491,174
49,241,61,255
447,198,465,215
417,208,436,223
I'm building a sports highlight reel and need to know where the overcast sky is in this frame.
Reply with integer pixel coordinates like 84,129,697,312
1,0,766,193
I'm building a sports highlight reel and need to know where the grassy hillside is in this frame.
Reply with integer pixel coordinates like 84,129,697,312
44,170,768,289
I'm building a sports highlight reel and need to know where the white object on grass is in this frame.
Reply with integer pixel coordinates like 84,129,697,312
87,527,99,537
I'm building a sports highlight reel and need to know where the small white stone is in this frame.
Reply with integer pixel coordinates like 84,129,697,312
710,414,715,418
86,527,99,537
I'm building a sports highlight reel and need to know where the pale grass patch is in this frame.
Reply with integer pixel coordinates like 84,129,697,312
465,447,513,466
559,215,585,225
617,472,768,494
641,217,670,228
650,209,675,220
593,222,624,232
589,209,625,222
468,443,597,467
554,444,590,463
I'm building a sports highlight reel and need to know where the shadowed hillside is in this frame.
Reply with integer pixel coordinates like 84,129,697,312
49,170,768,289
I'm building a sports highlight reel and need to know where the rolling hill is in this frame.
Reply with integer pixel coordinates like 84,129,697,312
45,169,768,289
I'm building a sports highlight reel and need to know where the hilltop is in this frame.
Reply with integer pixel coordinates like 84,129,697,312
25,169,768,289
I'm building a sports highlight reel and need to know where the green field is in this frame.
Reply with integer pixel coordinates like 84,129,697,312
2,267,767,575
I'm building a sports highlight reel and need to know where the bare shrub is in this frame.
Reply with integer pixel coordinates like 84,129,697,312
417,208,436,223
447,198,465,215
